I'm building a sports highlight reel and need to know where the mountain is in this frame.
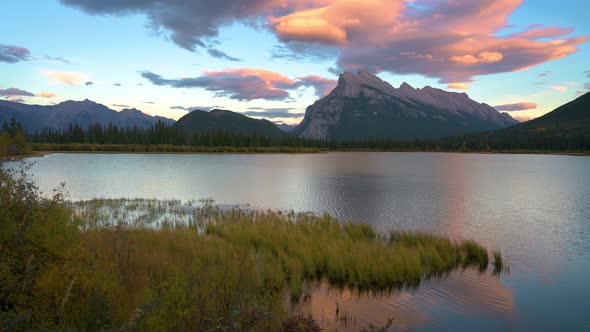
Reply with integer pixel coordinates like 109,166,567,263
293,71,517,140
176,109,287,138
275,123,296,132
0,99,174,133
499,92,589,135
436,92,590,151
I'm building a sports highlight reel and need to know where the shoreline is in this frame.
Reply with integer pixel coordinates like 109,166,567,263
23,144,590,158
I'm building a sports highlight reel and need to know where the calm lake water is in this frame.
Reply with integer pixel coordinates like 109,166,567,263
10,152,590,331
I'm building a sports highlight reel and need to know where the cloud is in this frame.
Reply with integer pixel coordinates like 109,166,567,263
63,0,588,84
41,70,89,85
449,52,504,65
85,81,94,86
585,83,590,90
447,83,470,90
112,104,131,108
170,105,218,112
141,68,334,101
242,107,304,118
7,97,25,103
0,87,35,97
538,71,551,77
36,92,57,98
586,70,590,78
0,44,31,63
207,48,240,61
296,75,337,97
508,26,574,40
143,101,156,104
549,85,567,92
494,102,537,111
114,83,122,86
59,0,279,51
271,42,339,62
273,0,588,83
39,55,75,65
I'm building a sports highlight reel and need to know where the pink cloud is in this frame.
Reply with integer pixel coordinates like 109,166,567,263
62,0,588,85
271,0,588,83
141,68,335,100
447,83,470,90
36,92,57,98
449,52,504,65
494,102,537,111
549,85,567,92
40,70,89,85
271,0,405,45
509,26,574,40
297,75,337,96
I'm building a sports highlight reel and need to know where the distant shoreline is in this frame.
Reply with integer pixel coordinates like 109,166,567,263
22,143,590,157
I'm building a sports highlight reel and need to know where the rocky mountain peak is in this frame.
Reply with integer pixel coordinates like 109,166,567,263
334,71,397,97
293,71,518,140
120,108,142,114
399,82,414,91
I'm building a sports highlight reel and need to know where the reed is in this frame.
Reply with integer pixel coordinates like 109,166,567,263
1,165,503,331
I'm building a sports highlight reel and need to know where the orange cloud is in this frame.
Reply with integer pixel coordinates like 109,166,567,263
271,0,405,45
40,70,88,85
447,83,470,90
450,52,504,65
272,0,587,83
549,85,567,92
36,92,57,98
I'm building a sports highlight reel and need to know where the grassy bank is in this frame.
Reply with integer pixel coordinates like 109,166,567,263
1,168,503,331
30,143,589,156
30,143,326,154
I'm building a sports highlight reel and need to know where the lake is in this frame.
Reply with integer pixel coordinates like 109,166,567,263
10,152,590,331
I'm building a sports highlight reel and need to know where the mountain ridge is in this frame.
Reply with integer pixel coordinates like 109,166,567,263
176,108,287,138
293,71,517,140
0,99,174,133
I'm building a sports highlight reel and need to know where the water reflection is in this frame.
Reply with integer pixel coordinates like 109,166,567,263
7,152,590,331
295,269,516,331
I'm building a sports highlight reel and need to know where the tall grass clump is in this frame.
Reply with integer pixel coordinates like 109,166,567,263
0,163,503,331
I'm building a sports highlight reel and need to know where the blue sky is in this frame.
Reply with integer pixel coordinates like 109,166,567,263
1,0,588,124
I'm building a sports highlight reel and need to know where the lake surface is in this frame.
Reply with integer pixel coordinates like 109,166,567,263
10,152,590,331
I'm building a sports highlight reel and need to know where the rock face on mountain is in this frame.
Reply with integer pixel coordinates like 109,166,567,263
176,109,287,138
0,99,174,133
292,71,517,140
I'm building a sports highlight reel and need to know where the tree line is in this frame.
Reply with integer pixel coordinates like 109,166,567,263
2,119,588,152
0,118,29,158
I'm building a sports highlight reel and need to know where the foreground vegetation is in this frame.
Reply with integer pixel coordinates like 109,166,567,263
0,119,29,159
0,164,503,331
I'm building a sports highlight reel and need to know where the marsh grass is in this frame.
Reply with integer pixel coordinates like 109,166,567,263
2,191,504,331
72,199,502,294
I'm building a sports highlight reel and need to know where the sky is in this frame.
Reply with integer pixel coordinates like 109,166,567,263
1,0,588,125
